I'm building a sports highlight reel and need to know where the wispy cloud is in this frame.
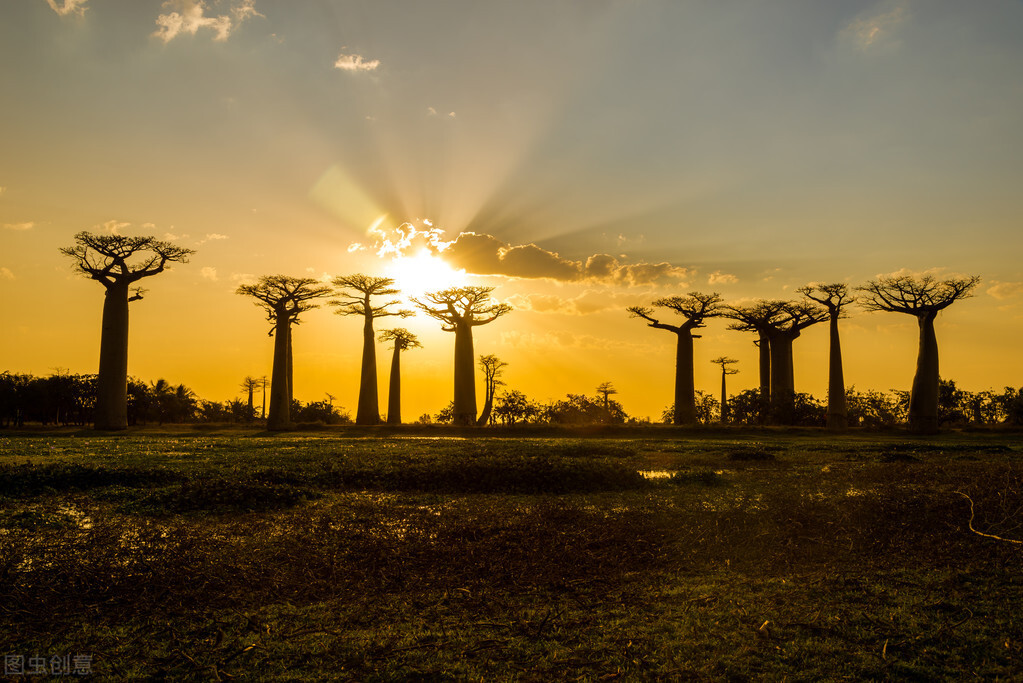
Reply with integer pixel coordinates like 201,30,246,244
200,266,218,281
334,52,380,72
987,281,1023,301
3,222,35,231
198,233,229,244
507,289,651,316
46,0,88,17
154,0,262,43
707,271,738,285
843,3,909,51
0,267,14,280
97,220,130,235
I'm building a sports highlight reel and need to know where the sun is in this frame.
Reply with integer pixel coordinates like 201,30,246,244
385,249,467,301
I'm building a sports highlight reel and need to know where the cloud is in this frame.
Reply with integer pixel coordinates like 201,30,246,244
707,271,739,285
200,266,218,281
3,222,34,231
507,289,651,316
334,52,380,72
97,220,130,235
154,0,262,43
0,267,14,280
0,187,5,195
842,3,909,51
198,233,229,244
987,282,1023,301
361,222,688,286
46,0,88,16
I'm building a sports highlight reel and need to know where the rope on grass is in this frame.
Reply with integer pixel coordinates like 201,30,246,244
955,492,1023,546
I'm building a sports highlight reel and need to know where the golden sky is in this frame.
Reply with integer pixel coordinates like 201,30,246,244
2,0,1023,420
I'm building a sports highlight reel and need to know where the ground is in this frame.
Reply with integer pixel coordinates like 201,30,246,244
1,427,1021,680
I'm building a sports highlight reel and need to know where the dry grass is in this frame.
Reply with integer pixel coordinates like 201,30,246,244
1,431,1021,679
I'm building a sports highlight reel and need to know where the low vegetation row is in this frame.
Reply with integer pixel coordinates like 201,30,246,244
4,370,1023,430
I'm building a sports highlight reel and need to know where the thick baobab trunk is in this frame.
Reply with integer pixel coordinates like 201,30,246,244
246,385,254,423
356,315,381,424
673,332,697,425
826,314,848,429
769,334,796,424
452,321,477,426
94,282,130,430
386,345,401,425
757,331,771,424
267,317,291,430
286,326,294,409
909,312,940,434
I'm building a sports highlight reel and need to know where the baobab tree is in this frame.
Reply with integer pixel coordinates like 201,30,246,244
378,328,421,425
240,376,260,423
236,275,331,430
858,273,980,434
799,283,856,429
413,286,512,426
330,274,412,425
710,357,739,423
595,381,618,411
725,300,827,424
60,231,194,430
627,293,723,425
477,355,508,426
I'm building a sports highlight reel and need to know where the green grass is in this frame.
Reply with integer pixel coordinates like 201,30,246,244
1,430,1022,680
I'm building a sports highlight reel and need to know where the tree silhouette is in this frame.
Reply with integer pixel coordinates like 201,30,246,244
725,300,827,424
710,357,739,423
330,275,413,425
799,283,856,429
413,287,512,426
60,231,194,430
595,381,618,411
477,355,508,426
628,293,723,425
858,274,980,433
240,376,260,423
378,328,421,425
236,275,331,430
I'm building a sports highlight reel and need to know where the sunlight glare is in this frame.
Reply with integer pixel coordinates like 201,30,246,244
386,249,467,301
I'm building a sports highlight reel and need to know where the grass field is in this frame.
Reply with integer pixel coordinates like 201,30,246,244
2,428,1022,680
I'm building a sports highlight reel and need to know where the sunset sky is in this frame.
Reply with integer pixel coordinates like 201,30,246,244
2,0,1023,421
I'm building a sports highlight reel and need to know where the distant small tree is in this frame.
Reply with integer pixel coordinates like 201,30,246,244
858,274,980,433
477,355,508,426
595,381,618,411
710,357,738,423
378,328,421,425
240,376,260,423
331,275,413,425
413,287,511,426
60,231,194,429
237,275,332,430
628,293,723,425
